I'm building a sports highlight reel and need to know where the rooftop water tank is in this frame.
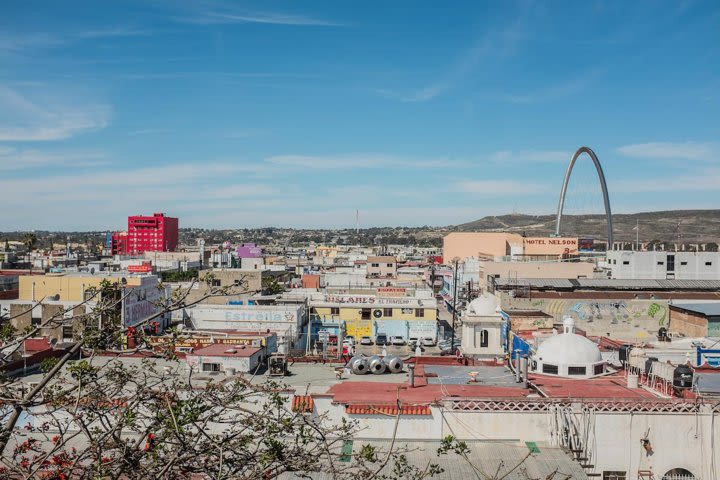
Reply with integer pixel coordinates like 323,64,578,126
385,356,403,374
673,364,694,389
369,356,386,375
350,355,369,375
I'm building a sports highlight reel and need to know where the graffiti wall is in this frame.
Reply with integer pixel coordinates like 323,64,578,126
499,293,668,340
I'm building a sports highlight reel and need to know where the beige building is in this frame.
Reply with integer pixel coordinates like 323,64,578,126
367,256,397,278
479,260,595,289
443,232,579,262
18,272,147,302
182,269,263,305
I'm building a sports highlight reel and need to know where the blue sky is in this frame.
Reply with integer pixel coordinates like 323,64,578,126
0,0,718,231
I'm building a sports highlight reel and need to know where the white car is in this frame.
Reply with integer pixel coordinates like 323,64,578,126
360,336,373,345
343,336,355,346
390,336,406,346
421,337,436,347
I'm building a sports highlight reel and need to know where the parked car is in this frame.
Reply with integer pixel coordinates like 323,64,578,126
421,337,436,347
390,336,406,346
408,337,419,347
375,334,388,346
345,335,355,344
360,336,373,345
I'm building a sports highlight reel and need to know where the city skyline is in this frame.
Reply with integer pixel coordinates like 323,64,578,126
1,0,719,230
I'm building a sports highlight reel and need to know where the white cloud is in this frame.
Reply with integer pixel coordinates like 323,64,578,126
456,179,549,195
77,28,152,39
0,85,110,141
616,142,718,160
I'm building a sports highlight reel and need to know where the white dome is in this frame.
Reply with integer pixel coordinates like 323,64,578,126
535,333,602,365
466,293,498,316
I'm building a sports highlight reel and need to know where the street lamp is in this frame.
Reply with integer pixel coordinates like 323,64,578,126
450,257,460,354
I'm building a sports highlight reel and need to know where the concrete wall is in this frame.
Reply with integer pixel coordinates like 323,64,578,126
499,293,669,341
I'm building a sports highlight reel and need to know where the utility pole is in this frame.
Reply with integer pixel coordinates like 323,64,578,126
450,257,459,353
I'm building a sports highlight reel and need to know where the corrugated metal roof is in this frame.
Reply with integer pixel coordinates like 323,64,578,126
494,277,720,291
670,301,720,317
278,440,588,479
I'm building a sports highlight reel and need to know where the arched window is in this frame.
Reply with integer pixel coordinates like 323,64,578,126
480,329,489,348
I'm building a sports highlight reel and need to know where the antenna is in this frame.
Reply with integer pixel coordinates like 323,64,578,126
355,209,359,235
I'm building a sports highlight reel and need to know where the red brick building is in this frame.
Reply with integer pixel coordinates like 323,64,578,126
111,213,178,255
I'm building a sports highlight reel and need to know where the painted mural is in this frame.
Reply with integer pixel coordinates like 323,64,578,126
504,295,669,339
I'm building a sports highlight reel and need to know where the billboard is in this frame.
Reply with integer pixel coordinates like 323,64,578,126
578,238,595,252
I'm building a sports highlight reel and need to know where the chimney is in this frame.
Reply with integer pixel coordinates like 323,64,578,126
408,364,415,388
522,356,529,388
515,350,521,383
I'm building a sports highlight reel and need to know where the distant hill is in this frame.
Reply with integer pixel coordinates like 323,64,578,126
454,210,720,244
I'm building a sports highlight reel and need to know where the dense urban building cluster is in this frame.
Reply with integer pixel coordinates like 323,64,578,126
1,210,719,479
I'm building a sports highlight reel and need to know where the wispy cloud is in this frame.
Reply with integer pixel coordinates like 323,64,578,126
613,169,720,193
488,150,572,164
177,9,341,27
124,128,171,136
0,85,110,141
456,179,549,195
378,16,526,103
0,27,151,54
616,142,718,160
265,153,469,169
488,69,602,104
0,147,109,170
77,27,152,39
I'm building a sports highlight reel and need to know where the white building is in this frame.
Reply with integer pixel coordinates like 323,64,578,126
608,250,720,280
185,343,264,373
460,293,504,358
532,317,607,378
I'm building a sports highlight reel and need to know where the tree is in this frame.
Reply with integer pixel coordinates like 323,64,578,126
22,233,37,252
0,278,450,480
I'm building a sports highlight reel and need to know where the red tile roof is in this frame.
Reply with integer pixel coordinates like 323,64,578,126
530,373,656,399
346,404,432,415
328,382,529,406
191,344,261,358
291,395,314,413
24,337,51,353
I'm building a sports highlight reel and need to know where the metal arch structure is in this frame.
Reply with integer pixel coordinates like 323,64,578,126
554,146,614,249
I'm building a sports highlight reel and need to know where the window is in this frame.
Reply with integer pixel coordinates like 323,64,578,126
62,325,74,340
480,329,488,348
383,308,392,317
657,261,664,265
386,263,393,267
568,366,586,375
330,307,340,316
202,363,221,372
681,261,688,266
706,261,713,266
622,261,630,265
211,279,221,287
31,316,41,327
602,472,626,480
361,308,371,320
542,364,558,374
371,263,379,267
594,364,605,375
414,309,424,318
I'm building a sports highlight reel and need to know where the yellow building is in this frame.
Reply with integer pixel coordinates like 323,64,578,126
18,273,145,302
311,293,438,340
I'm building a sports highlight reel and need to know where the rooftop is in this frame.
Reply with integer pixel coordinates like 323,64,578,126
670,301,720,317
190,343,261,358
494,277,720,292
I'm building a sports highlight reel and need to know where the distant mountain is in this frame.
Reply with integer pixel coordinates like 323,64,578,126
454,210,720,244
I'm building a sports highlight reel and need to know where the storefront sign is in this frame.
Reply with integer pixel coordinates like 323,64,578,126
377,287,406,297
128,264,152,273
